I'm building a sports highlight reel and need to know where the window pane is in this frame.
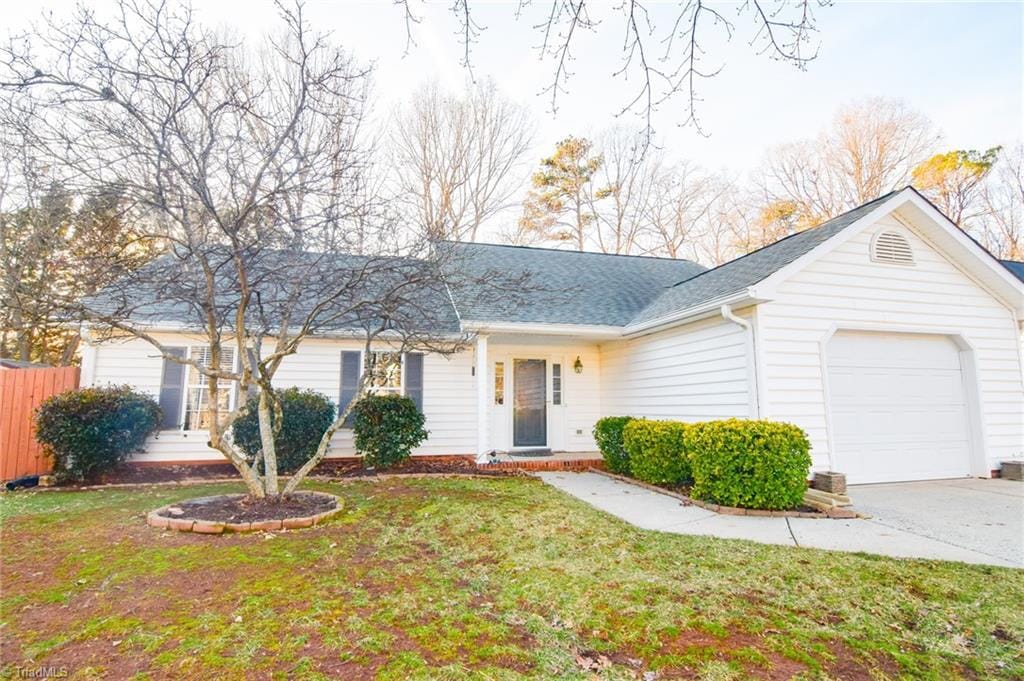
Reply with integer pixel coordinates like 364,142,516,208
185,385,230,430
368,352,402,394
552,363,562,405
494,362,504,405
184,345,235,430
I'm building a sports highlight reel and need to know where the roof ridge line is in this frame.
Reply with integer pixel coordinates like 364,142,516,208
441,239,703,266
663,188,904,290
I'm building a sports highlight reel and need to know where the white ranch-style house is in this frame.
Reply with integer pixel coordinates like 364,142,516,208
81,188,1024,484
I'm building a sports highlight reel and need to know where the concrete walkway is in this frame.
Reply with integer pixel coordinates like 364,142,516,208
538,472,1021,568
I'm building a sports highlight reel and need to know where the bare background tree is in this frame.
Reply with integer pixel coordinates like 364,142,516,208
977,145,1024,260
757,97,939,229
390,80,534,242
642,163,731,262
0,107,152,365
0,0,523,498
912,147,1000,227
588,128,659,255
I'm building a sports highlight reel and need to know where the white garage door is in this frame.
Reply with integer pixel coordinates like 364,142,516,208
826,331,972,484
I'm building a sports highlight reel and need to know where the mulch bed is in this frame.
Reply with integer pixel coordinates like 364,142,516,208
155,491,338,523
315,458,520,478
591,468,844,519
99,463,239,484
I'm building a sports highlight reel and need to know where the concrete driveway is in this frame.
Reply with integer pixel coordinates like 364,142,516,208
849,478,1023,567
538,472,1023,568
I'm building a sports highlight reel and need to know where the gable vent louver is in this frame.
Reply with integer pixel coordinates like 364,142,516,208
871,230,914,265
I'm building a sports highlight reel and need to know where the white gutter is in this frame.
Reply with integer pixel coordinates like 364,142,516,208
720,304,761,419
80,320,467,342
622,290,754,338
459,320,623,339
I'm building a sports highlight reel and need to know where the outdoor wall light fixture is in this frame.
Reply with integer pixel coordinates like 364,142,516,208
573,356,583,374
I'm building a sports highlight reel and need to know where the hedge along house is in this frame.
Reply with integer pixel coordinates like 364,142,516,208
80,188,1024,484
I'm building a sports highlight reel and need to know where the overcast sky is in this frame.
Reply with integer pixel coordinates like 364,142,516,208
8,0,1023,179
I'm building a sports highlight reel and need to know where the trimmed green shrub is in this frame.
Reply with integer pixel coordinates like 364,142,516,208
352,394,428,469
35,385,161,482
623,419,692,485
233,388,335,474
688,419,811,510
593,416,635,474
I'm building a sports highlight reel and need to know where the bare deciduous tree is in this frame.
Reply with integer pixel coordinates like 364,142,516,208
588,128,659,255
758,97,939,225
0,109,151,365
390,80,534,242
978,145,1024,260
643,162,730,262
0,0,523,498
912,147,1000,227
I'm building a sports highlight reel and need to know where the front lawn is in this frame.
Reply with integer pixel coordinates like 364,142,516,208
1,477,1021,679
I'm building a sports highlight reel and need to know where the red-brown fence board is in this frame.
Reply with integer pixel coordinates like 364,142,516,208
0,367,80,480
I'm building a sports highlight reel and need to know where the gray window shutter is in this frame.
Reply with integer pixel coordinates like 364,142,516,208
339,350,362,427
405,352,424,413
159,348,187,429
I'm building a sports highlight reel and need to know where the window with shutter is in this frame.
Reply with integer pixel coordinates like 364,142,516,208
183,345,236,430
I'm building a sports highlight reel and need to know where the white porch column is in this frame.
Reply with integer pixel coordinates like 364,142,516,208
475,334,490,454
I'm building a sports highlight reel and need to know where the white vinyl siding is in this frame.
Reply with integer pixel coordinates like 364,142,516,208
599,314,751,421
758,214,1024,474
86,334,476,461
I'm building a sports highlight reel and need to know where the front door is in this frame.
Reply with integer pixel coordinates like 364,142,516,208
513,359,547,447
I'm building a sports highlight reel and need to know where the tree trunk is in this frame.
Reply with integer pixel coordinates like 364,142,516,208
257,389,280,496
575,195,584,251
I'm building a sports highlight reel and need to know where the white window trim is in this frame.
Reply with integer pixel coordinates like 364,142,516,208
180,345,238,433
552,362,563,406
494,360,505,406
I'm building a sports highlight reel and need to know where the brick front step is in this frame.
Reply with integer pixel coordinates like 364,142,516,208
481,459,604,472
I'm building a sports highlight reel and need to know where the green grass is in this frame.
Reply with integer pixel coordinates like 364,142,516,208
1,477,1022,679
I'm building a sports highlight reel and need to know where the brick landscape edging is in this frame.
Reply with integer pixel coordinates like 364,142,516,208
587,468,859,520
146,491,343,534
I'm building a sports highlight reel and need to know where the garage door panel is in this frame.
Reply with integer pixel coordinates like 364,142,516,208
832,411,968,445
826,332,971,484
828,332,963,368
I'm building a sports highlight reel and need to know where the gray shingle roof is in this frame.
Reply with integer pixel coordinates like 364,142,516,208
88,250,463,334
93,191,922,333
629,190,900,326
1002,260,1024,283
443,242,706,326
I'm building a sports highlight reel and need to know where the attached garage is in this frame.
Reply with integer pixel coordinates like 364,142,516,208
825,331,973,484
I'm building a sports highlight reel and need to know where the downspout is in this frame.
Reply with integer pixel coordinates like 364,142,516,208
720,305,761,419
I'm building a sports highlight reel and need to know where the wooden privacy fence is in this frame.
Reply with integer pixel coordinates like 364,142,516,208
1,366,80,480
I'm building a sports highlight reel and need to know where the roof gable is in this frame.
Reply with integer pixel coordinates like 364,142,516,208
627,191,900,327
